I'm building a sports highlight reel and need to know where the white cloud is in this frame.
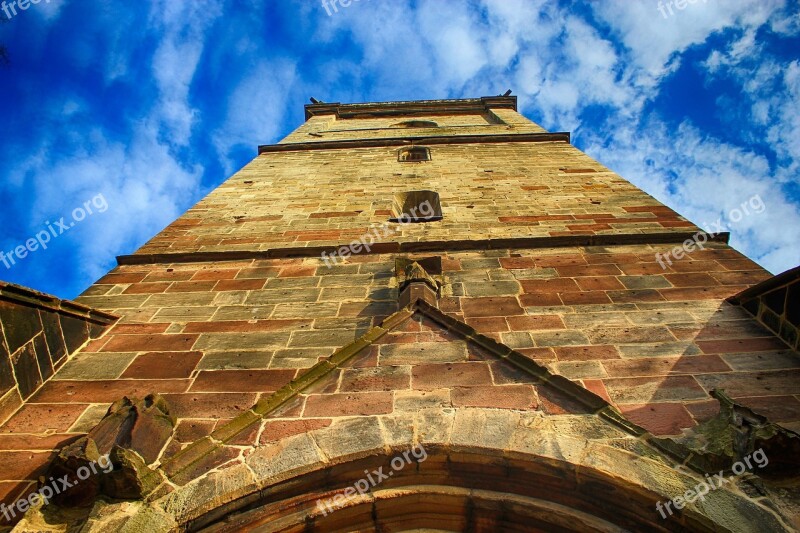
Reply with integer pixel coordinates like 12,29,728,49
147,0,223,146
591,0,784,87
212,61,297,173
582,118,800,273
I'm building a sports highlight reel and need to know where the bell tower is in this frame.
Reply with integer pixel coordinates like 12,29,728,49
1,96,799,531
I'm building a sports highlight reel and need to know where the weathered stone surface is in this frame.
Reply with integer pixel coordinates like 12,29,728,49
88,394,175,464
2,98,797,531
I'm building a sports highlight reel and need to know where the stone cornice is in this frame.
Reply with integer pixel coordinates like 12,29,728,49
118,232,730,266
258,131,570,154
304,96,517,121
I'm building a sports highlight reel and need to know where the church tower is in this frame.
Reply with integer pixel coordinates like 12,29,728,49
1,96,799,531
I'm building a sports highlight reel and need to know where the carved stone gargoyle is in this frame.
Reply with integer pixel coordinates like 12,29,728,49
660,389,800,476
46,394,175,506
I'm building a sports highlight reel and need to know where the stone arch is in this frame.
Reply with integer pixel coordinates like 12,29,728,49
101,408,789,533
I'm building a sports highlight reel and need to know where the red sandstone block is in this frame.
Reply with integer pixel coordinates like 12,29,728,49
101,334,199,352
718,259,759,271
507,315,565,331
31,379,191,403
190,369,296,392
585,253,639,264
174,419,216,442
517,347,557,363
519,293,561,307
122,282,171,294
556,264,621,277
735,396,800,423
710,271,771,285
533,254,587,268
0,434,76,451
618,263,669,275
461,297,524,317
1,403,88,434
464,317,509,332
451,385,536,409
696,337,789,354
582,379,612,403
602,355,730,378
259,419,333,444
558,291,612,305
97,272,147,284
279,266,317,277
0,451,55,481
122,351,203,379
618,403,696,436
520,279,579,293
215,279,267,291
80,338,110,352
303,392,392,417
659,286,746,301
554,345,620,361
576,277,624,291
110,323,170,335
441,258,461,271
499,257,537,269
0,481,36,508
412,362,492,389
162,393,257,418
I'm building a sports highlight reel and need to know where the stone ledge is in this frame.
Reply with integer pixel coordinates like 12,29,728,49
0,281,118,325
259,131,570,153
117,232,730,266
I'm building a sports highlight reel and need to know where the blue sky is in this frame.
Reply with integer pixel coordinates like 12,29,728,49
0,0,798,300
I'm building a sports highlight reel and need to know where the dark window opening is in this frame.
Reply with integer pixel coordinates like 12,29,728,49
390,191,442,223
392,120,439,128
398,147,431,162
